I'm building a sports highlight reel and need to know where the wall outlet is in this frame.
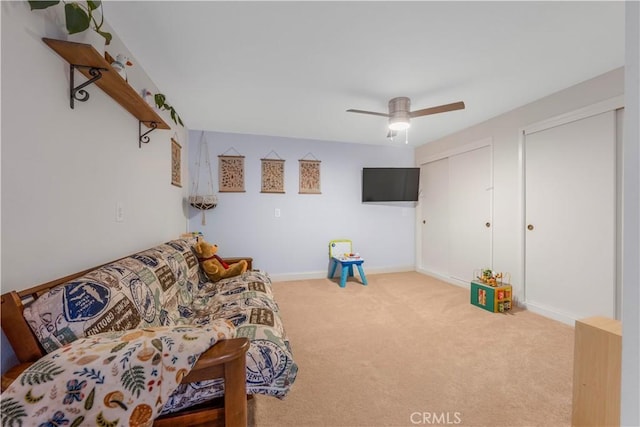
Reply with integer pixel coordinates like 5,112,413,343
274,208,281,218
116,202,124,222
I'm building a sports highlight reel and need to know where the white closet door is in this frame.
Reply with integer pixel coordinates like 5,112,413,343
525,111,615,319
420,158,450,277
448,146,492,282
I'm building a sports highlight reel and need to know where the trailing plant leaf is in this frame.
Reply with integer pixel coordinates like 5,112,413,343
151,338,163,352
28,0,60,10
65,3,90,34
96,29,112,45
121,365,146,398
71,416,85,427
154,93,166,107
1,397,27,427
154,93,184,127
87,0,101,10
20,359,65,386
29,0,112,45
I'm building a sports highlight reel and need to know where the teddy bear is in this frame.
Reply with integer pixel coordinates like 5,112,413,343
193,240,247,282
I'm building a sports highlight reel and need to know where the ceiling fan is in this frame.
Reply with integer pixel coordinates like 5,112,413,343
347,97,465,139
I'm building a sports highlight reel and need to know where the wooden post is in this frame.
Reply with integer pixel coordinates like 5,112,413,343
572,316,622,427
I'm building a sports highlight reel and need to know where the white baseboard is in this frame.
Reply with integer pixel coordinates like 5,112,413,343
269,270,327,282
519,301,577,326
270,265,416,283
415,268,470,289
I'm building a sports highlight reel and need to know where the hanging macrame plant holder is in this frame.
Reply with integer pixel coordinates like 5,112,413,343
189,132,217,225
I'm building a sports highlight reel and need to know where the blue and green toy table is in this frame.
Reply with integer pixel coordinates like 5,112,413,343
329,256,368,288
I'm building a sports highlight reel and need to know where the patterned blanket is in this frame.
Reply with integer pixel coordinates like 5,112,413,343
1,321,235,427
12,238,297,416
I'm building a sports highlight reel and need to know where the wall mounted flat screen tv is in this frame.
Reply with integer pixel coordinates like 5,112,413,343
362,167,420,202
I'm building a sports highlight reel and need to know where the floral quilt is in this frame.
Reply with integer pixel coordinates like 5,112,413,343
1,321,235,427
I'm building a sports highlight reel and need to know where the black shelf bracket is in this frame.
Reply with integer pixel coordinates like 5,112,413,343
139,121,159,148
69,64,108,109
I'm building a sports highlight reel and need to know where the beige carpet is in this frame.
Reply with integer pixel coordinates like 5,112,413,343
251,272,574,427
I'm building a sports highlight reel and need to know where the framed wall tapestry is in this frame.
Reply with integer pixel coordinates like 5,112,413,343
218,150,245,192
261,152,285,193
171,138,182,187
299,157,321,194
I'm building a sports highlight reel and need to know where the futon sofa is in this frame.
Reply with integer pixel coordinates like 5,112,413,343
0,237,297,425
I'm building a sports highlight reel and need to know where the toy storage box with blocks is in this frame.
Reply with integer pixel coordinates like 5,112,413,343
470,281,512,313
1,237,297,420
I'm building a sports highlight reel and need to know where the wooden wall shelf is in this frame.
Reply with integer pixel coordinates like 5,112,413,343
42,38,170,147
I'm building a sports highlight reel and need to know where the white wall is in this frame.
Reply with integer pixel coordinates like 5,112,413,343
415,68,624,309
187,130,416,280
621,1,640,424
1,2,189,372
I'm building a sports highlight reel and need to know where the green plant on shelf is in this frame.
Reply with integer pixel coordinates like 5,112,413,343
154,93,184,127
29,0,113,45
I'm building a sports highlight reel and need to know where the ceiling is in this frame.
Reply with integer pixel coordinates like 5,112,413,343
104,1,625,147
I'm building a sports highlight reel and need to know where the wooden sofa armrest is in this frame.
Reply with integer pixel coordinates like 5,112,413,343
1,363,32,392
183,337,249,383
155,337,250,427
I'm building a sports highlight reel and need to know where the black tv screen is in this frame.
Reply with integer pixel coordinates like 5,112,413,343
362,167,420,202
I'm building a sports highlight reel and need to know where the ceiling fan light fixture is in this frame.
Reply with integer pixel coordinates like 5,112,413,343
388,120,410,131
388,113,411,131
346,95,464,139
388,97,411,131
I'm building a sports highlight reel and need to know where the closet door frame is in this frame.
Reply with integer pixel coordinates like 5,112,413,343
518,95,624,323
416,137,493,287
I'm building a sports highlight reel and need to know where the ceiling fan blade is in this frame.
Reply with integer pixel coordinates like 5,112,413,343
409,101,465,118
346,109,390,118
